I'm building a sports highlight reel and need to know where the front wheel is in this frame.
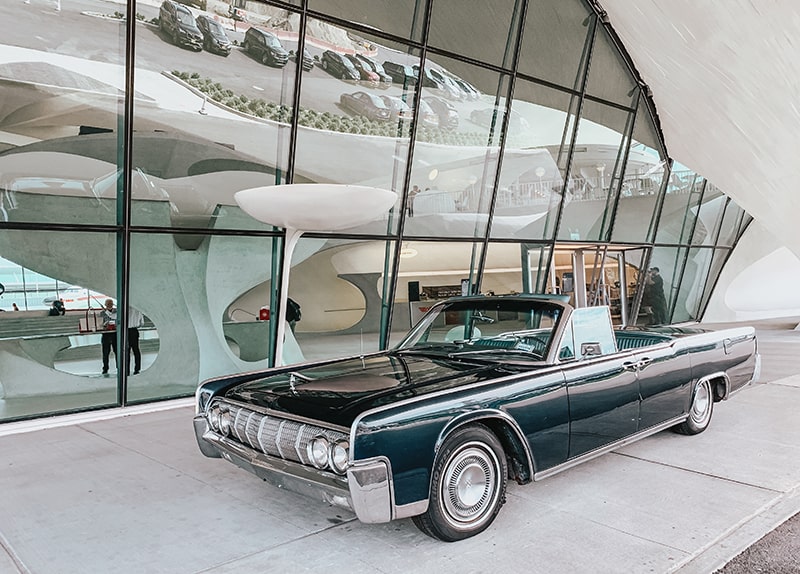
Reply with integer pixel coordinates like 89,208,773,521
412,424,507,542
675,379,714,435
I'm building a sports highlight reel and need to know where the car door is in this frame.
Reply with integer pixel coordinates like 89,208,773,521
560,307,640,458
634,343,692,430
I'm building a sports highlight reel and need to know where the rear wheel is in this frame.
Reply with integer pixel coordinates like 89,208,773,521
675,379,714,435
412,424,507,542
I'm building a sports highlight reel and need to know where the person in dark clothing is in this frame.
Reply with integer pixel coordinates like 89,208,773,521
642,267,668,324
100,298,117,375
128,307,144,375
48,299,65,316
286,297,301,333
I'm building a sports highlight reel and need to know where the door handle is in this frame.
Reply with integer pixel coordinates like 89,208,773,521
622,361,638,372
638,357,652,370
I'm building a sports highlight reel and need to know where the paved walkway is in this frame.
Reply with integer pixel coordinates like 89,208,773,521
0,320,798,574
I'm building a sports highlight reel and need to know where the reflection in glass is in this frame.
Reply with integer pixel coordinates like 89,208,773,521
612,101,667,244
428,0,523,68
672,247,715,323
0,230,117,421
280,238,397,364
518,0,592,89
133,4,300,230
407,55,512,239
557,100,628,242
655,163,704,245
492,81,572,241
390,241,483,346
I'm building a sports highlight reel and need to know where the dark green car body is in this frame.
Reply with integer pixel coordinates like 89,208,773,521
194,296,759,539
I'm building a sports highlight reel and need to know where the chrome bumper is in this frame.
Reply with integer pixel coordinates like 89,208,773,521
193,416,392,523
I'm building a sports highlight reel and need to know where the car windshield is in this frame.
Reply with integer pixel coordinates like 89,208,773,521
396,297,563,361
265,35,282,48
207,20,225,36
177,11,195,26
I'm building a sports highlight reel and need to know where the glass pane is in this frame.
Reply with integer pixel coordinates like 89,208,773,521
692,184,727,246
556,100,627,242
307,0,426,42
128,232,276,402
280,238,396,364
491,80,574,241
0,2,125,226
407,56,512,239
390,241,483,346
655,163,704,245
717,198,747,247
638,246,685,326
293,21,416,236
612,102,667,243
585,26,638,107
132,4,299,229
482,242,528,296
699,248,731,313
672,247,714,323
428,0,522,67
0,230,117,422
518,0,592,90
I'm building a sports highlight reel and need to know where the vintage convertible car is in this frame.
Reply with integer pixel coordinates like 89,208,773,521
193,296,759,541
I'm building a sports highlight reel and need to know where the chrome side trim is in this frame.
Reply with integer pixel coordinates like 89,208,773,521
533,415,686,481
394,499,429,520
347,458,393,524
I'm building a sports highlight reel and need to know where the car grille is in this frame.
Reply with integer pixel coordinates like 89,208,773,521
215,400,348,466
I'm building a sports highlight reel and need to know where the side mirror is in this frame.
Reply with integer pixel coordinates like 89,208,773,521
580,342,602,357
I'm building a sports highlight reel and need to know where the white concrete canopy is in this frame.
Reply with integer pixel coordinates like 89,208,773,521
234,184,398,232
602,0,800,257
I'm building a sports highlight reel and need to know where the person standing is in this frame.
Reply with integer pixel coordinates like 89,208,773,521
285,297,301,333
128,307,144,375
100,299,117,375
407,185,420,217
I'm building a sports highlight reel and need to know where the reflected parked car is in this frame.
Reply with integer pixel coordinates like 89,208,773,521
243,28,289,67
321,50,361,81
382,61,417,86
379,95,414,123
159,0,203,51
355,55,392,88
345,54,380,87
422,96,459,129
195,14,232,56
414,66,463,100
470,107,531,133
340,91,391,121
292,48,314,71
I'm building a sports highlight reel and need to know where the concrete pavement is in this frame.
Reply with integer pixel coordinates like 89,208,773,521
0,320,798,573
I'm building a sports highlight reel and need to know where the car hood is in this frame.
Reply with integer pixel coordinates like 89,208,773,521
223,352,519,428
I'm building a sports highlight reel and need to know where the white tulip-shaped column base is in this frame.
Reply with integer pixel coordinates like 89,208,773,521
235,184,398,366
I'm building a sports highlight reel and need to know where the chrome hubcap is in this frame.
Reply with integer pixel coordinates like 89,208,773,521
440,443,499,529
691,381,711,424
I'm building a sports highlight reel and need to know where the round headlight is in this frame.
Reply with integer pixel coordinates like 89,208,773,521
218,408,232,436
207,405,221,431
329,440,350,474
307,436,330,469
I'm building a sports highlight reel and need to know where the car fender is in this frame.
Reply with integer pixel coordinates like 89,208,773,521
434,408,535,483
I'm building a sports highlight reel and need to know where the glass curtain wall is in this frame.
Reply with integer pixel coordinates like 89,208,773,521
0,0,751,422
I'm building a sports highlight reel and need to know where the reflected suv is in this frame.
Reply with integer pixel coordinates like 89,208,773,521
196,14,232,56
159,0,203,51
243,28,289,67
